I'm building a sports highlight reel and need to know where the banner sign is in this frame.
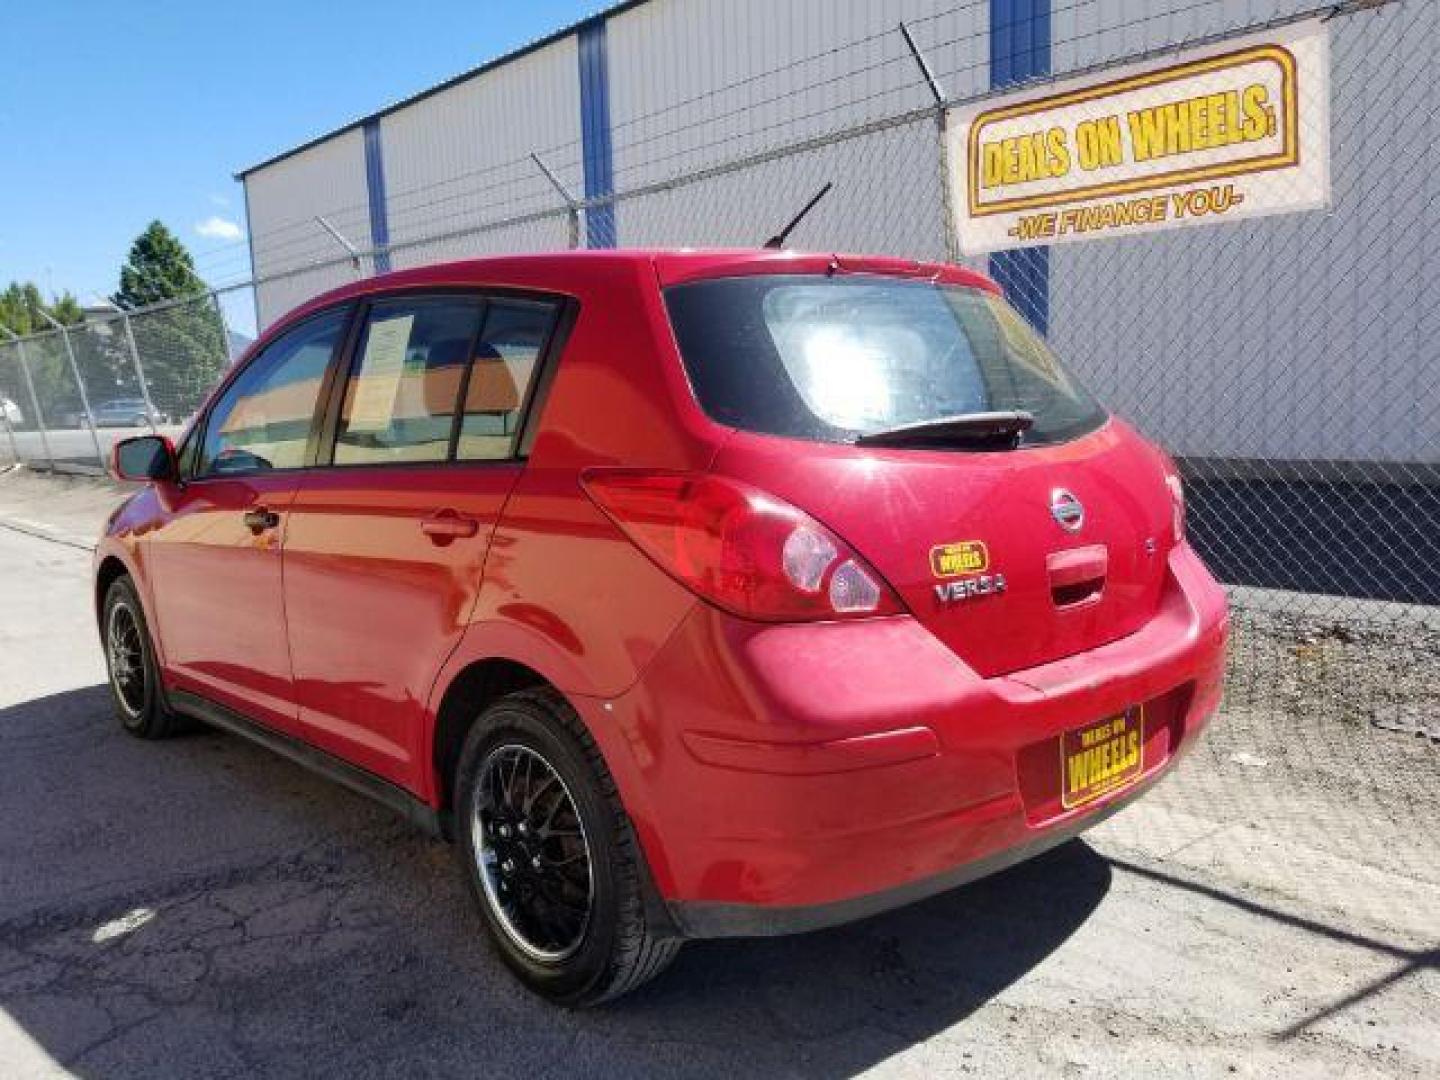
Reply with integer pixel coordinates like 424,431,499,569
947,20,1330,255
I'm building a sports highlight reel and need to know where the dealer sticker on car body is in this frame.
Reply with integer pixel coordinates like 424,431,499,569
1061,707,1145,810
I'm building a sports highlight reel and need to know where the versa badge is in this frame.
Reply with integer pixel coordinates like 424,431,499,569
931,541,1007,604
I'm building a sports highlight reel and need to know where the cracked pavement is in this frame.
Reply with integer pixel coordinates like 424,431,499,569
0,468,1436,1078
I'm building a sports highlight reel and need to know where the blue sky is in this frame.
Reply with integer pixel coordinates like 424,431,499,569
0,0,599,333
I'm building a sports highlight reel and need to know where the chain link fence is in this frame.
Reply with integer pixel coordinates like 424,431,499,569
0,290,237,471
1,0,1434,928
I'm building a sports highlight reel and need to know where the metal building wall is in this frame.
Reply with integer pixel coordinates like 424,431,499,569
237,0,1435,466
240,0,995,322
603,0,989,257
1045,0,1438,463
244,129,371,328
377,37,584,270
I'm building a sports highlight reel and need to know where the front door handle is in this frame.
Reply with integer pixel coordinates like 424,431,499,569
421,509,479,540
243,507,280,531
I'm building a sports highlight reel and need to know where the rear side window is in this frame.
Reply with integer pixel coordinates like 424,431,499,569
199,307,346,475
331,295,561,466
334,298,484,465
665,275,1106,447
457,299,557,462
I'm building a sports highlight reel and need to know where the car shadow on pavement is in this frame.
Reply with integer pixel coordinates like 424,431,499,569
0,686,1111,1078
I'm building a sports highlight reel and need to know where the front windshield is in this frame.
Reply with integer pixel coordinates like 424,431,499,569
665,275,1106,447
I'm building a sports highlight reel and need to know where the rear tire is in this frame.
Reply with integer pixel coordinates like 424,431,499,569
455,687,681,1006
102,576,180,739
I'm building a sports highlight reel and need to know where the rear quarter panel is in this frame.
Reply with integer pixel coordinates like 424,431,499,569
421,255,721,802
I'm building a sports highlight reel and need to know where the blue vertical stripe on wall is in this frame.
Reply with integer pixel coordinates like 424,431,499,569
363,119,392,273
988,0,1051,334
578,20,616,248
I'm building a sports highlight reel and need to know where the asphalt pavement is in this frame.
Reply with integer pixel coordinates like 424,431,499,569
0,467,1435,1079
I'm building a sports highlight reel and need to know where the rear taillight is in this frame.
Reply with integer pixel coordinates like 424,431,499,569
581,470,905,622
1165,472,1186,542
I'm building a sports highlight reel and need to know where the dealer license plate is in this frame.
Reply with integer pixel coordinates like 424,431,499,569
1060,707,1145,810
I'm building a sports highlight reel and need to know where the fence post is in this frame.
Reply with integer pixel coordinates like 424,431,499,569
531,152,582,250
899,21,958,264
13,338,55,471
38,311,104,469
316,216,364,278
211,291,232,368
117,310,160,435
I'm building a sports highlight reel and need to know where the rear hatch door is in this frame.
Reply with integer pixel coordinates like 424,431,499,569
712,422,1173,677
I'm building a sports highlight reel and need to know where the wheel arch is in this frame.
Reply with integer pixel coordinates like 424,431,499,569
94,554,133,624
430,657,552,832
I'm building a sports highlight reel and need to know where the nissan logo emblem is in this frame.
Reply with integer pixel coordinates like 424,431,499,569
1050,489,1084,532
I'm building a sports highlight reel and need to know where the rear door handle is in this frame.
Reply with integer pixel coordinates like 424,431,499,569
421,509,479,539
243,507,280,531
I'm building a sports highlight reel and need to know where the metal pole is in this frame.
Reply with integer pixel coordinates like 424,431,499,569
0,328,56,471
899,21,946,108
38,310,104,468
531,152,582,250
211,291,232,366
899,22,960,265
315,215,364,277
117,310,160,434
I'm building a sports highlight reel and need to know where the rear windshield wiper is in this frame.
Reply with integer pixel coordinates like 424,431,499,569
852,410,1035,449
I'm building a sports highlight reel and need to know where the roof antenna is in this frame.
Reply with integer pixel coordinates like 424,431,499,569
764,182,834,249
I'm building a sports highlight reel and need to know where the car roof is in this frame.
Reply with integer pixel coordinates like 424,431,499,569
274,249,999,337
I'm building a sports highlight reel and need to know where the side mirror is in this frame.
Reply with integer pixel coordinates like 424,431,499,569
112,435,178,484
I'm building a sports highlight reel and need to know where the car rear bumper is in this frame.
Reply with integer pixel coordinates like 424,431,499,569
665,766,1162,937
578,543,1228,938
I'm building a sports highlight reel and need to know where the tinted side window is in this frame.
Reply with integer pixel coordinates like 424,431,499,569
200,308,346,475
456,299,558,461
333,298,485,465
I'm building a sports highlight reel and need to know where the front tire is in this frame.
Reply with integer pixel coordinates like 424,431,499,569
102,576,180,739
455,688,681,1005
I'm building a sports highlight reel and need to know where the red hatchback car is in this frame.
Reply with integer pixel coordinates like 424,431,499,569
98,250,1227,1004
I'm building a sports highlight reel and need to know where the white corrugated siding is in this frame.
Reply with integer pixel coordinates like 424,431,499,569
378,37,584,269
604,0,988,259
1046,0,1438,462
237,0,1436,464
244,128,371,328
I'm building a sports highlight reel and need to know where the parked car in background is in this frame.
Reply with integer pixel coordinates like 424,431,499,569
95,250,1228,1006
92,397,168,428
1,397,22,427
53,400,86,428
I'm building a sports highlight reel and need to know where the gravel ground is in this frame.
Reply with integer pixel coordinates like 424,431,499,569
1226,600,1440,730
0,465,1435,1078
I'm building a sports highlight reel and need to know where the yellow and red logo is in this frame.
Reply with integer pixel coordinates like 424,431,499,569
930,541,990,579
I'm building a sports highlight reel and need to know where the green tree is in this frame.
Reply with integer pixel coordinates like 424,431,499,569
112,221,227,417
0,281,83,335
113,221,208,309
0,283,87,426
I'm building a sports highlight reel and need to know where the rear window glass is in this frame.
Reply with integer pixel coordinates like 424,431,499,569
664,275,1106,447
